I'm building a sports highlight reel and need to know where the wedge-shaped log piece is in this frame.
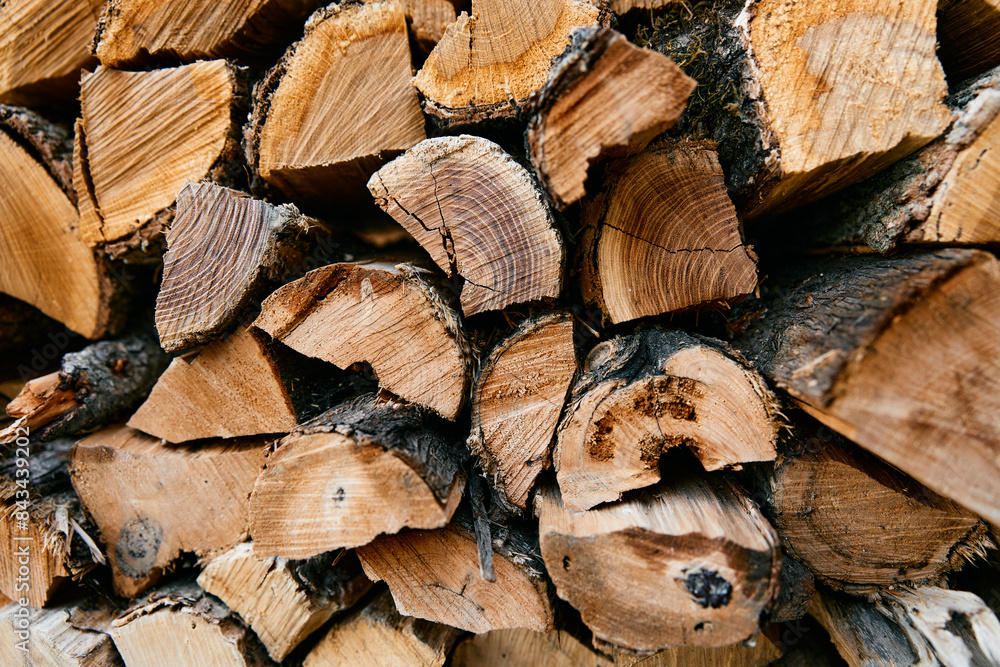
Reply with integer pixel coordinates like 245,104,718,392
254,260,472,419
198,543,372,661
71,426,266,597
0,439,104,607
0,595,122,666
94,0,318,68
303,587,462,667
250,394,465,558
249,0,425,205
556,328,778,512
369,136,564,315
938,0,1000,82
357,510,554,633
413,0,599,125
128,328,297,442
110,580,270,667
537,476,780,652
771,436,989,590
579,142,758,324
469,312,576,511
75,61,246,259
643,0,951,217
783,66,1000,251
611,637,782,667
528,28,695,209
1,332,168,445
155,182,320,353
812,586,1000,667
0,107,116,339
732,249,1000,525
452,628,612,666
0,0,103,105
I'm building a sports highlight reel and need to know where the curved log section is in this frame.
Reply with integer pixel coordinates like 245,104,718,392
412,0,599,125
70,426,266,597
249,1,425,205
537,475,780,652
732,249,1000,525
0,106,115,339
556,328,779,512
94,0,317,68
579,142,758,324
528,28,695,209
127,328,297,443
75,61,246,260
771,436,988,591
155,182,319,353
254,260,472,419
369,136,564,315
469,312,577,511
357,511,554,634
249,395,466,558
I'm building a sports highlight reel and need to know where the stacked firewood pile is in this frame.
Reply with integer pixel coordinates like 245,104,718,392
2,0,1000,664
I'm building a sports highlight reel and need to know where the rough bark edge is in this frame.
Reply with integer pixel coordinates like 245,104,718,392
291,392,467,504
730,249,988,407
0,105,75,202
635,0,781,209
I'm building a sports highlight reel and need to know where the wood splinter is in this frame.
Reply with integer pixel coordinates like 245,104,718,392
556,328,779,512
369,135,565,316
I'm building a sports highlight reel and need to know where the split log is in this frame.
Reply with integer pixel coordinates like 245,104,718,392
612,636,782,667
127,328,297,442
248,0,425,206
154,182,324,353
527,28,695,209
75,61,247,261
469,311,577,511
0,332,168,445
731,249,1000,525
937,0,1000,83
640,0,951,217
249,394,465,558
811,586,1000,666
197,543,372,661
412,0,600,126
537,477,781,652
0,106,119,339
254,260,472,420
0,0,103,105
368,135,564,315
770,436,989,591
452,628,612,666
109,579,271,667
0,439,104,607
403,0,459,55
578,141,758,324
93,0,318,68
0,595,122,666
70,426,267,596
303,587,462,667
356,509,554,633
777,65,1000,252
555,328,779,512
